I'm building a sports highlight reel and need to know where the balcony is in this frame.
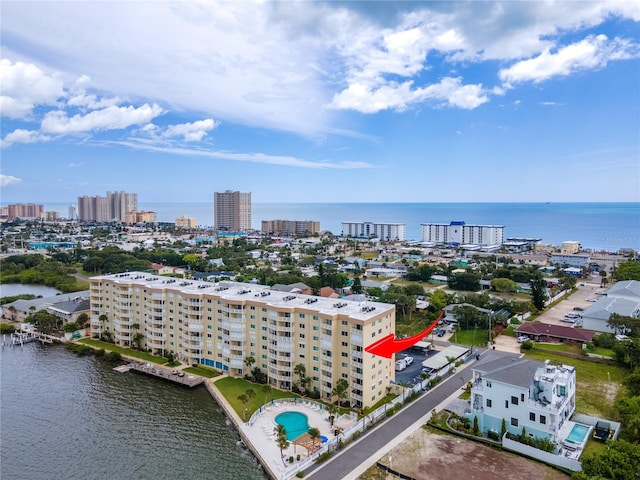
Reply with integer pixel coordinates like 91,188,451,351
186,323,203,332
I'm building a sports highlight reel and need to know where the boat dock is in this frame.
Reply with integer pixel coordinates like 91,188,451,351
2,331,55,347
114,362,204,388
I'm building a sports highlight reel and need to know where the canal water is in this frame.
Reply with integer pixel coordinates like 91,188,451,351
0,342,268,480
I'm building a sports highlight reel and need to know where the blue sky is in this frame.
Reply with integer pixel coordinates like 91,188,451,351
1,1,639,204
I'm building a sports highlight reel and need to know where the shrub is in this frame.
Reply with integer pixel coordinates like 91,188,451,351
488,430,500,441
105,351,122,363
95,348,106,357
296,472,305,478
317,451,333,462
289,456,294,463
520,340,533,350
0,324,16,334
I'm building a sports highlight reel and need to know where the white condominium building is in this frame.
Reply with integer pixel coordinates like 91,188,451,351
342,221,406,241
89,272,396,408
421,221,504,246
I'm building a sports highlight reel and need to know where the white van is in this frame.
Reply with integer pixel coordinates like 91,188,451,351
395,359,407,371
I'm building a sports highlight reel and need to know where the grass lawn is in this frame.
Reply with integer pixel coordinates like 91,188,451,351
522,349,628,418
451,328,489,348
183,366,220,378
215,377,299,421
362,394,396,416
78,338,168,364
534,343,582,354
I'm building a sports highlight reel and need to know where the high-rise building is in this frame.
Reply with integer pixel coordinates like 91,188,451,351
7,203,44,220
77,191,137,222
214,190,251,232
89,271,396,409
68,205,77,221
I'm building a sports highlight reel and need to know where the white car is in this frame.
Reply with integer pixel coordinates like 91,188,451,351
404,356,414,365
517,335,530,343
586,297,597,302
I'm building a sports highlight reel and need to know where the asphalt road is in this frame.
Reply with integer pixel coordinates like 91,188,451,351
306,349,519,480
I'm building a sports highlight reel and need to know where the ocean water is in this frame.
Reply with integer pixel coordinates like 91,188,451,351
42,202,639,251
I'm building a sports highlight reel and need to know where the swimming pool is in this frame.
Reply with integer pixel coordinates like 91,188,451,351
566,423,590,445
275,412,310,441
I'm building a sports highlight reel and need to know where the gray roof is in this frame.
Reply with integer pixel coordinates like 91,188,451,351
48,298,90,314
270,282,310,293
474,358,545,389
583,296,640,320
5,291,90,313
608,280,640,300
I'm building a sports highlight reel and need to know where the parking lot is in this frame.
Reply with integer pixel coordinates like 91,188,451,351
394,347,439,386
538,273,607,326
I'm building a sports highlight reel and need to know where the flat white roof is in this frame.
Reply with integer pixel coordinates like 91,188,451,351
421,345,470,371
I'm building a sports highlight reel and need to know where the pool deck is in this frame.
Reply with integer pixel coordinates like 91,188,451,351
239,399,348,479
557,420,592,460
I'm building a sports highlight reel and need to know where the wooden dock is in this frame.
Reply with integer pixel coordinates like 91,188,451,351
114,362,204,388
3,331,54,347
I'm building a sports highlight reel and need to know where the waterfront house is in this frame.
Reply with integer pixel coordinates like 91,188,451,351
466,358,576,444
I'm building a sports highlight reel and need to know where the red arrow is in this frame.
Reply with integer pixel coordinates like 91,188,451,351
364,309,445,359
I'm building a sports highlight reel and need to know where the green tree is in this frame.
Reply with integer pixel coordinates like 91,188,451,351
274,424,290,463
615,260,640,281
332,378,349,406
244,356,256,377
262,384,272,404
491,277,518,293
308,426,321,452
573,439,640,480
529,274,548,311
448,272,481,292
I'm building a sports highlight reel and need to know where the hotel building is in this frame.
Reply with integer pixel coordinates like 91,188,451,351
89,272,396,408
421,221,504,246
342,221,406,241
77,191,137,222
261,219,320,236
214,190,251,232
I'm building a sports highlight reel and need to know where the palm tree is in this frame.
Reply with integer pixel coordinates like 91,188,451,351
244,356,255,378
262,384,272,404
308,427,321,453
326,403,339,426
237,393,249,421
274,424,289,463
331,378,349,406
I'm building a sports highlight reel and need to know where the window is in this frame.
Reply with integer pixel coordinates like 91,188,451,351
505,400,509,409
540,415,546,425
486,380,492,388
511,396,519,405
299,323,305,328
521,393,525,402
530,412,535,422
486,399,492,408
511,418,518,427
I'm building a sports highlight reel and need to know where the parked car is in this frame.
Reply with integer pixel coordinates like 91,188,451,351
586,297,597,302
395,359,407,371
404,356,414,365
437,328,446,337
573,306,585,311
517,335,530,343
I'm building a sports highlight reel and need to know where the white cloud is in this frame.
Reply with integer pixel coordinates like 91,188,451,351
1,129,51,148
0,59,64,119
162,119,220,142
41,103,165,134
0,174,21,186
330,77,488,113
111,140,373,170
499,34,639,85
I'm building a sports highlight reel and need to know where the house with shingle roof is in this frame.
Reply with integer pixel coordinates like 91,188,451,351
515,322,595,344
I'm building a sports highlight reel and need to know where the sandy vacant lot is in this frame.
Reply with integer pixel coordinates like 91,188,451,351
362,428,569,480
